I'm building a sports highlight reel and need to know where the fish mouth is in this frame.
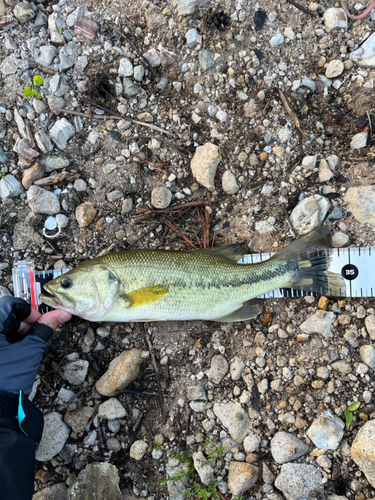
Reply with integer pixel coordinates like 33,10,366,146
39,291,63,308
39,283,75,310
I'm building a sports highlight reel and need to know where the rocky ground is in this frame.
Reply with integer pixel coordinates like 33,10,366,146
1,0,375,498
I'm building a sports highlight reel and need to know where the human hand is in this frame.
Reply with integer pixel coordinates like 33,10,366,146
0,296,71,344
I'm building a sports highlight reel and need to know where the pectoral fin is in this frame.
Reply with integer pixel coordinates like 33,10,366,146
212,300,262,322
128,285,168,308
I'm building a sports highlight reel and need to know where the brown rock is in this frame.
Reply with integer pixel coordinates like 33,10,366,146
74,17,99,42
318,296,329,310
75,202,97,227
64,406,95,433
136,112,153,123
352,420,375,487
22,162,45,189
19,147,39,166
228,461,258,497
32,483,68,500
96,348,142,397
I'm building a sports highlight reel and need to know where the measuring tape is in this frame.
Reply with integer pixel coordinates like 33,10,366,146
12,248,373,314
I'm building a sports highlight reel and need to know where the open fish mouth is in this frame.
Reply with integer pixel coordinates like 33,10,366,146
39,291,64,308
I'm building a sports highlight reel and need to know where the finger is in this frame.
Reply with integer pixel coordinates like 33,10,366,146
37,310,72,331
22,308,42,327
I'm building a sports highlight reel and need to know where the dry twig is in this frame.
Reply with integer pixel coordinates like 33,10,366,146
281,202,297,239
143,325,166,424
278,89,308,137
285,0,319,16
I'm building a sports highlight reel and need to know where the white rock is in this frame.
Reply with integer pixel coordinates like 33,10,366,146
0,175,24,199
284,27,295,40
350,32,375,68
323,8,348,31
350,132,368,149
278,127,292,143
352,420,375,487
270,32,284,48
332,232,349,247
186,28,198,48
98,398,126,420
27,185,60,215
344,186,375,229
306,412,344,450
301,155,317,171
35,412,70,461
243,433,261,453
326,155,339,170
213,402,251,442
63,360,89,385
130,440,148,460
275,464,323,500
300,311,336,338
49,118,75,150
222,171,239,194
325,60,344,78
191,142,222,191
151,186,172,209
290,195,331,234
118,58,134,77
360,345,375,370
318,159,334,182
270,431,309,464
193,451,215,485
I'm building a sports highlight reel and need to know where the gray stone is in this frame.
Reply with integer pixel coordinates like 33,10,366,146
350,32,375,68
331,360,352,374
35,412,70,461
14,2,35,23
68,463,122,500
243,433,261,453
160,48,177,67
325,60,344,78
365,315,375,340
64,406,95,433
107,438,121,451
301,76,316,92
301,155,317,171
186,28,198,48
274,464,323,500
344,186,375,229
351,132,368,149
12,222,43,250
151,186,172,209
35,131,53,154
0,175,24,199
193,451,215,485
270,32,284,48
270,431,309,464
50,74,70,97
199,49,215,71
0,147,9,163
32,483,68,500
323,8,348,31
145,9,166,29
47,95,65,114
49,118,75,150
48,13,63,44
213,402,251,442
143,48,161,67
289,194,331,234
66,5,87,28
14,108,27,139
278,127,292,143
187,385,207,400
222,170,239,194
206,355,229,384
306,412,344,450
156,76,169,92
63,360,89,385
118,58,133,77
177,0,206,17
74,179,88,192
33,99,48,114
58,42,80,71
0,54,29,75
123,78,139,97
40,156,69,173
130,440,148,460
133,65,144,82
352,420,375,487
230,357,245,381
300,311,336,338
34,45,57,67
98,398,126,420
122,198,133,214
166,457,190,499
27,185,60,214
75,56,88,74
360,345,375,370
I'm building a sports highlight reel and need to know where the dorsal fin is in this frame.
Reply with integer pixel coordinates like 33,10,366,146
197,243,247,263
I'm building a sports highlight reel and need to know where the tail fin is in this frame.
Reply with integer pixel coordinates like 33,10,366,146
275,226,346,297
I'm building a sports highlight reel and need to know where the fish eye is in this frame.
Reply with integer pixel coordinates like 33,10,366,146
61,277,73,289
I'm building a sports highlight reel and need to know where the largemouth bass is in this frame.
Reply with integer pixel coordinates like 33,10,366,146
40,226,345,322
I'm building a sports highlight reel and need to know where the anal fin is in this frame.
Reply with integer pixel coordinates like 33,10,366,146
128,285,168,308
212,300,262,322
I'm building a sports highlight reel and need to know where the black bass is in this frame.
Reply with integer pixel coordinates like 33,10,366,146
40,226,345,322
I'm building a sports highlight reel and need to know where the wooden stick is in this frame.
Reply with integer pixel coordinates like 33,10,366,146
143,325,166,424
29,61,55,75
278,89,308,137
281,202,297,239
285,0,319,16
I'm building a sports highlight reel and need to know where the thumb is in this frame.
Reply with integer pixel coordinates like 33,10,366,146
38,310,72,331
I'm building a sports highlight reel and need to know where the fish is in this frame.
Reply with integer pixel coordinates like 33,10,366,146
39,226,346,323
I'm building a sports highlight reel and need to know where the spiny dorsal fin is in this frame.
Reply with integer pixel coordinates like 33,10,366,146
197,243,247,263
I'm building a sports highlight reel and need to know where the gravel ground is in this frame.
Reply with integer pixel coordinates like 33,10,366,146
1,0,375,498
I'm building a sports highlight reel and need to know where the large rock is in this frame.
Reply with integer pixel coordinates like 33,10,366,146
227,461,258,497
323,8,347,31
213,402,251,442
27,185,60,214
96,348,142,397
300,311,336,338
270,431,309,464
352,420,375,487
193,451,215,485
306,412,344,450
344,186,375,229
35,412,70,461
191,142,222,191
68,463,122,500
290,194,331,234
350,32,375,68
13,222,43,250
274,464,323,500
